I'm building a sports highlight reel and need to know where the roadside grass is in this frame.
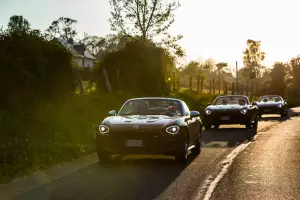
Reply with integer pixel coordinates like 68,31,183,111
0,92,131,184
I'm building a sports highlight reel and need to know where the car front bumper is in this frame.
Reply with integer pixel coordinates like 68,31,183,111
203,112,252,125
258,106,284,115
96,131,186,155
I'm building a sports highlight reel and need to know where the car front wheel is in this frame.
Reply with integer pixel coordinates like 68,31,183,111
281,110,288,117
97,148,112,164
204,124,211,130
245,121,252,129
175,141,189,164
191,130,202,156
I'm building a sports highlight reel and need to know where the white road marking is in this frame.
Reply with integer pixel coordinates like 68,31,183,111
244,180,258,184
193,131,264,200
193,122,283,200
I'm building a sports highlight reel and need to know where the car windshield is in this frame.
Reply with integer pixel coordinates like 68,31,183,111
259,96,282,102
118,99,183,116
214,96,248,106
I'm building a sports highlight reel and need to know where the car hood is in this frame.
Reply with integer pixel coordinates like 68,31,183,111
102,115,179,127
206,105,247,111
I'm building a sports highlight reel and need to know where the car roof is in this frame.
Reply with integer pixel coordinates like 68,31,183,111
259,95,282,97
127,97,182,101
216,95,249,98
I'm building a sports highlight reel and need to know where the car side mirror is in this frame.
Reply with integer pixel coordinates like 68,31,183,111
109,110,117,116
284,100,288,103
190,110,200,118
252,101,257,106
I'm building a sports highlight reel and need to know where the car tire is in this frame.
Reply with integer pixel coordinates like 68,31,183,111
191,129,202,156
204,124,211,130
281,111,288,117
214,124,220,130
97,149,112,164
245,121,252,129
175,141,189,164
253,119,258,128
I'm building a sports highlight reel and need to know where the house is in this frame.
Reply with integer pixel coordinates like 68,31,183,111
58,38,96,68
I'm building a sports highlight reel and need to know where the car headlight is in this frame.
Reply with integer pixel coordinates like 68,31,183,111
99,125,110,135
166,125,180,135
240,109,248,115
278,104,282,108
205,110,212,115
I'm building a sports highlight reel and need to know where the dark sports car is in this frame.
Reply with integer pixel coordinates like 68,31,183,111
96,97,203,164
203,95,259,129
256,95,288,117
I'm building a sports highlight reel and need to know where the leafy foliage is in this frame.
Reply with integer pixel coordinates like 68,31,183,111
95,38,174,96
269,62,286,96
45,17,78,41
109,0,184,57
0,16,75,116
215,62,228,75
81,34,106,55
289,56,300,89
243,39,265,79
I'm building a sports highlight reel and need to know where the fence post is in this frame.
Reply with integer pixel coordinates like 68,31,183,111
213,78,215,94
201,76,204,92
232,82,235,95
224,80,227,95
250,83,254,97
177,78,180,92
218,79,221,94
241,84,244,95
189,76,192,91
209,80,212,94
246,85,249,96
197,75,200,92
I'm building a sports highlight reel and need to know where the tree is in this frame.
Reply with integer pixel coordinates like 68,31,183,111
180,61,200,78
7,15,31,35
269,62,286,96
46,17,78,41
202,58,215,74
289,56,300,89
81,34,106,55
0,16,75,115
95,39,174,95
243,39,265,80
109,0,183,57
215,62,228,75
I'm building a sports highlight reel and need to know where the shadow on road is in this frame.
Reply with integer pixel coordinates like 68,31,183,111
202,126,257,147
81,155,197,200
260,108,300,122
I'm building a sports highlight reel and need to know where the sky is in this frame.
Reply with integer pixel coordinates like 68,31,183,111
1,0,300,69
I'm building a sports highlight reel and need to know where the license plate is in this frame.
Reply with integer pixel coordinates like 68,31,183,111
264,109,271,112
220,116,230,120
126,140,143,147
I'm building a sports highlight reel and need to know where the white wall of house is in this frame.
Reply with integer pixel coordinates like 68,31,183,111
84,59,94,68
74,57,83,67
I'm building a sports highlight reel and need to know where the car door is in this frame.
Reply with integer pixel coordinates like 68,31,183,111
182,102,197,143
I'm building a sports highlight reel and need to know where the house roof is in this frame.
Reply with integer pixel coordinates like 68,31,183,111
58,38,96,60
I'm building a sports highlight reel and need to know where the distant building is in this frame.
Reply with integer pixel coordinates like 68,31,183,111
58,38,96,68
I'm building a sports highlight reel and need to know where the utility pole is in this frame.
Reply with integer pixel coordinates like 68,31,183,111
236,61,239,94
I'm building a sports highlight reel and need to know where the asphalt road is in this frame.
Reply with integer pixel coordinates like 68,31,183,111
210,109,300,200
9,109,300,200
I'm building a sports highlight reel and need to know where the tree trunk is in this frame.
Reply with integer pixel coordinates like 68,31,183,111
101,66,112,93
116,68,120,92
76,79,84,96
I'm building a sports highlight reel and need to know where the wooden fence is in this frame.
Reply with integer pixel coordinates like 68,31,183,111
176,75,264,97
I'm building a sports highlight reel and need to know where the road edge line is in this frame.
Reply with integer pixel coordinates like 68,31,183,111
193,121,282,200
